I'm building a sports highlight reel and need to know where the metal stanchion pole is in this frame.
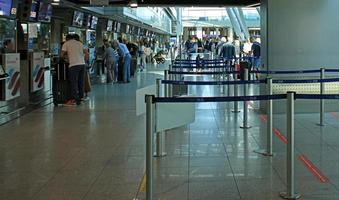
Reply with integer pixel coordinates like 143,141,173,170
145,95,154,200
318,68,325,126
164,70,169,97
255,78,274,156
241,68,251,129
168,66,173,97
280,92,301,200
232,74,240,113
154,79,166,157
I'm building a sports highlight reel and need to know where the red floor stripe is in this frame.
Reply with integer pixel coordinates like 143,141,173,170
260,115,267,122
255,114,329,183
273,128,288,144
331,112,339,118
260,115,267,123
298,155,328,183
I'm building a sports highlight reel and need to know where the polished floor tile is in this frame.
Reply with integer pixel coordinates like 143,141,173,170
1,62,339,199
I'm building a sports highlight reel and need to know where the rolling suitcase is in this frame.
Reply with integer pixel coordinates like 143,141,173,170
52,60,70,106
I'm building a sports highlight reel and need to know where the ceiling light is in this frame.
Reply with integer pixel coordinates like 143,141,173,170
129,0,138,8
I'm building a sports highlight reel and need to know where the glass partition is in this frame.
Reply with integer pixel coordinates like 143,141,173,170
0,18,16,54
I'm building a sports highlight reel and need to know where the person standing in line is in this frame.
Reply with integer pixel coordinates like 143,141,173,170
219,37,236,63
251,37,261,79
61,34,88,105
114,38,131,83
110,41,120,83
103,42,116,83
124,38,138,77
242,38,252,60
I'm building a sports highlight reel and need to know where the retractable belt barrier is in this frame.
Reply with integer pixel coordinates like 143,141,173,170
168,71,236,75
162,77,339,85
153,94,287,103
145,91,339,200
171,65,231,69
161,79,265,85
169,67,339,75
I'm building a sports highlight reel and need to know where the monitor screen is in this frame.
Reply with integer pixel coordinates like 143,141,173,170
37,2,52,22
29,0,40,21
107,20,113,32
72,10,84,27
116,22,121,32
82,13,91,27
0,0,12,16
90,16,98,29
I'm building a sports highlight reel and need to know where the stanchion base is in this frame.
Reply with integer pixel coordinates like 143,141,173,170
316,123,325,127
279,192,301,199
254,149,274,157
240,125,252,129
153,152,167,158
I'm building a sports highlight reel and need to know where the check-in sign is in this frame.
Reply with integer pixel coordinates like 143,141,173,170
90,0,109,5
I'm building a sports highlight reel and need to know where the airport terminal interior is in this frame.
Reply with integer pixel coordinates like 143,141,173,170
2,0,339,199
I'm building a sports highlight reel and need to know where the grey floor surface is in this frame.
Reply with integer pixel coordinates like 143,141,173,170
1,62,339,200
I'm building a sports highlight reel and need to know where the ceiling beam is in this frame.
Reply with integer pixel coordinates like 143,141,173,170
65,0,260,7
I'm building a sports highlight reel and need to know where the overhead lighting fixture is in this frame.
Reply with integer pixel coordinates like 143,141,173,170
129,0,138,8
51,0,60,5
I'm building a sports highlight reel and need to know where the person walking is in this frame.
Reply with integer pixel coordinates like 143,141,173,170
139,41,147,71
61,34,88,105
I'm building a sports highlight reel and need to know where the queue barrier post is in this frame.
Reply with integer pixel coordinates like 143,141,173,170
318,68,325,126
154,79,166,157
232,74,240,113
168,66,173,97
145,95,154,200
254,77,274,156
164,70,170,97
280,92,301,200
241,68,251,129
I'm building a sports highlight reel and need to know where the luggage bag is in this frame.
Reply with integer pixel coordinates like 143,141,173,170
52,60,70,106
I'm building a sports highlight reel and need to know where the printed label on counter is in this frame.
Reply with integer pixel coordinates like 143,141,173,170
3,53,21,100
31,52,45,92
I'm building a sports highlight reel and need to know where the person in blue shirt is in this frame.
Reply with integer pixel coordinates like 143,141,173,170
113,38,131,83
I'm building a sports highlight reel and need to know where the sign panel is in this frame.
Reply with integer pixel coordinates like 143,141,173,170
31,52,45,92
156,103,195,132
90,0,109,6
3,53,20,100
136,84,156,116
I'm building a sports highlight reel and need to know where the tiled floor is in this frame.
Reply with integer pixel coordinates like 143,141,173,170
1,62,339,200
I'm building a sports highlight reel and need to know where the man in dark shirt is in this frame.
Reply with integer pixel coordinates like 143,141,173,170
251,38,261,67
219,38,236,61
251,38,261,79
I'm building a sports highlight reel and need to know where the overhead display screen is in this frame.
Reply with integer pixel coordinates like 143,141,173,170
90,16,98,29
37,3,52,22
72,10,84,27
0,0,13,17
29,0,40,21
107,20,113,31
82,13,91,27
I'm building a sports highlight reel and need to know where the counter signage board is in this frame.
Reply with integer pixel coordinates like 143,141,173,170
31,52,45,92
90,0,108,5
3,53,20,101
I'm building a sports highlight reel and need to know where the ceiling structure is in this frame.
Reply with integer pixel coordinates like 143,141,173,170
66,0,260,7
